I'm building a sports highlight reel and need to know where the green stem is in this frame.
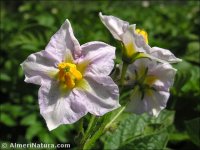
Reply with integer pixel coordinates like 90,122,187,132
120,62,128,85
85,115,96,136
83,126,104,150
78,118,84,135
104,106,126,131
80,115,96,145
82,106,126,150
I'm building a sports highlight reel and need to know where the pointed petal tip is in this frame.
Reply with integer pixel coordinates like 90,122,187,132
176,58,182,62
65,19,70,23
99,12,104,20
167,58,182,64
129,24,136,30
151,108,160,117
64,19,72,28
47,125,54,131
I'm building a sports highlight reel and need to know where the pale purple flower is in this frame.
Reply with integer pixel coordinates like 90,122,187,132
99,12,181,63
126,59,176,116
21,19,120,130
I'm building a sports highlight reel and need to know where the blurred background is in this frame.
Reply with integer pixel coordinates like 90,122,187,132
0,0,199,150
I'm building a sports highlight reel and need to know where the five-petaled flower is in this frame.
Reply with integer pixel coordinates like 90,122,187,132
21,19,120,130
99,12,181,63
125,58,176,116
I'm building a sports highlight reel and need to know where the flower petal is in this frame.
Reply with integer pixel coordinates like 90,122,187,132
128,58,176,91
45,19,81,62
126,89,146,114
99,12,129,40
79,73,120,116
149,62,177,91
145,91,170,116
21,50,58,85
78,41,116,76
121,25,151,56
39,80,87,130
150,47,182,63
126,90,169,117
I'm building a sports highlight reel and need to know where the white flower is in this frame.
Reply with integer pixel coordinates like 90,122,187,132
126,59,176,116
21,19,120,130
99,12,181,63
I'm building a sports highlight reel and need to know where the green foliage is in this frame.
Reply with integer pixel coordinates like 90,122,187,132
185,118,200,147
173,60,200,96
0,1,199,149
121,130,168,150
1,113,16,127
102,110,174,149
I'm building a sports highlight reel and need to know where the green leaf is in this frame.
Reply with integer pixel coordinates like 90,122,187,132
102,110,174,150
19,3,31,12
25,123,43,141
0,113,16,126
144,110,175,135
185,118,200,147
184,42,200,64
102,113,148,149
1,104,24,118
169,131,189,142
20,113,37,126
173,61,200,96
0,73,11,81
38,131,56,144
11,32,46,52
120,130,169,150
51,125,73,143
150,110,175,127
35,13,55,27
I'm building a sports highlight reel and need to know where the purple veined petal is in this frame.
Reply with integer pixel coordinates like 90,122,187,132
21,50,59,85
148,62,177,91
99,12,129,41
77,41,116,76
127,58,154,80
126,89,169,117
38,80,88,131
99,13,150,55
128,58,176,91
121,25,151,55
144,90,170,117
79,73,120,116
132,26,151,53
126,89,146,114
45,19,81,62
150,47,182,63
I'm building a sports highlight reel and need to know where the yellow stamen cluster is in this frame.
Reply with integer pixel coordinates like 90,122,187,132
144,75,157,86
136,29,148,44
58,62,82,89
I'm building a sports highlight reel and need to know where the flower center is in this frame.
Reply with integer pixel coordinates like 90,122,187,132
134,67,158,100
136,29,148,44
136,67,158,86
144,75,157,85
58,62,82,89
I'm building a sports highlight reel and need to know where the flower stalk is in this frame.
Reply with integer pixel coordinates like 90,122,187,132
80,115,97,146
120,62,129,85
104,106,126,131
81,104,127,150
